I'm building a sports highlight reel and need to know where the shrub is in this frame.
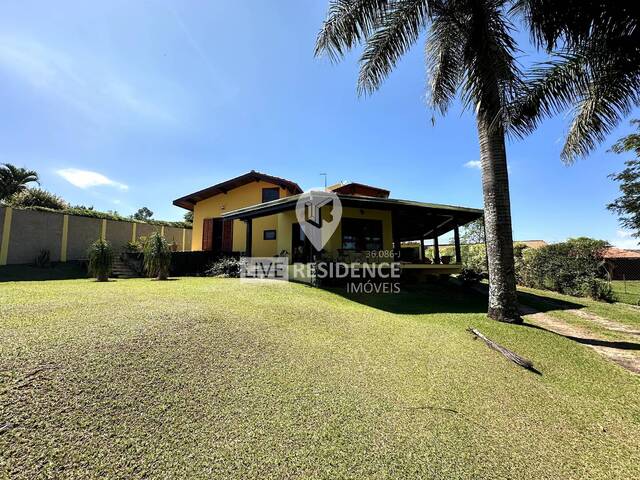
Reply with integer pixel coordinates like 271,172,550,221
124,238,145,253
33,249,51,268
205,257,242,278
7,188,68,210
519,237,609,297
87,239,113,281
581,278,616,302
459,267,482,285
143,233,172,280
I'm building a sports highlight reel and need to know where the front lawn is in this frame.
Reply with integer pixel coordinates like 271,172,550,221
1,278,638,479
611,280,640,305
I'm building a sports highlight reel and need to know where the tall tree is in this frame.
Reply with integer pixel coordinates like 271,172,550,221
132,207,154,221
607,120,640,236
316,0,522,322
510,1,640,162
0,164,39,200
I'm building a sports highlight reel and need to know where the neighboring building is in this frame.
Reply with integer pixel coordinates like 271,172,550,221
603,247,640,280
173,171,483,274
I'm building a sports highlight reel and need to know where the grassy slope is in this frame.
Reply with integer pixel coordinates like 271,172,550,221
611,280,640,305
1,278,639,479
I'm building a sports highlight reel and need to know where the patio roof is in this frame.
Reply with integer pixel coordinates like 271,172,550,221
221,193,483,241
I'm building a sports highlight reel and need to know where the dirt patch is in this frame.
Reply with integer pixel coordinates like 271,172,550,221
520,305,640,375
567,309,640,336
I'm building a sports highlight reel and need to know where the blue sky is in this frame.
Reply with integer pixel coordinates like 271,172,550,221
0,1,638,247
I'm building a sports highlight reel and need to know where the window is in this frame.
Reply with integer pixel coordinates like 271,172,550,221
341,218,383,251
262,187,280,203
263,229,277,240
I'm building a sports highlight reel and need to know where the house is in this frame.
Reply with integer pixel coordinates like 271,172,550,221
602,247,640,280
173,171,483,276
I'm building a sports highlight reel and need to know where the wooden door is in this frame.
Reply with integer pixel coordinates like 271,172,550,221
202,218,214,251
221,220,233,253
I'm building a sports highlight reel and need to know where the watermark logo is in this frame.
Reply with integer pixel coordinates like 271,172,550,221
240,257,289,281
295,188,342,251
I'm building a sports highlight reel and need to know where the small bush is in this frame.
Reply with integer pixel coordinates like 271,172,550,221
124,239,144,253
205,257,242,278
87,239,113,281
143,233,172,280
7,188,68,210
459,267,482,285
33,249,51,268
581,278,616,302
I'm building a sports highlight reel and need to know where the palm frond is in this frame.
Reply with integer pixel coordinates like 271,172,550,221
562,62,640,162
425,5,464,114
356,0,430,95
315,0,391,61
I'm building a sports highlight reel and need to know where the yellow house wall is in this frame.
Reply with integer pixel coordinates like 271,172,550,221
191,181,294,251
273,207,393,264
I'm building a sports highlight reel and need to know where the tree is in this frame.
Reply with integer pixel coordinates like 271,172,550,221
510,1,640,162
0,164,39,200
316,0,522,322
87,239,114,282
143,232,172,280
607,120,640,236
184,211,193,224
132,207,153,221
460,217,486,245
6,188,68,210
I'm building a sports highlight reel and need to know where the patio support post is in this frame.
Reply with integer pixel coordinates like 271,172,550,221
433,232,440,264
454,224,462,264
391,211,400,260
245,218,252,256
420,235,426,261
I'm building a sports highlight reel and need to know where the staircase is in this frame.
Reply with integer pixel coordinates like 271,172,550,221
111,258,140,278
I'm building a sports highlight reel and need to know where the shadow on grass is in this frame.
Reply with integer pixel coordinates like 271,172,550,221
0,263,88,282
523,322,640,351
323,281,488,315
323,280,585,316
517,289,584,312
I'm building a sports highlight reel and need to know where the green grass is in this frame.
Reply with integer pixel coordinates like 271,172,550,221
611,280,640,305
518,285,640,329
0,262,87,282
1,278,639,479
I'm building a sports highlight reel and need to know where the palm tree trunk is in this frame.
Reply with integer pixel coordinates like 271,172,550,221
477,117,521,323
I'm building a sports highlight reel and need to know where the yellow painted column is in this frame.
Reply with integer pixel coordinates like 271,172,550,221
0,207,13,266
131,223,137,242
182,228,186,252
160,225,165,237
101,219,107,241
60,214,69,262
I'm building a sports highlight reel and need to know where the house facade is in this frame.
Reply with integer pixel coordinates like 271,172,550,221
173,171,483,274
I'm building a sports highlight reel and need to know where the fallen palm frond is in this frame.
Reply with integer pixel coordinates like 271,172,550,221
467,327,539,373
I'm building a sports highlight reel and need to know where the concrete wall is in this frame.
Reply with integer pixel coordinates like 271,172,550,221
0,206,192,265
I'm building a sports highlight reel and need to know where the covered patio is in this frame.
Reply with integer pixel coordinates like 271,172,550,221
221,193,483,275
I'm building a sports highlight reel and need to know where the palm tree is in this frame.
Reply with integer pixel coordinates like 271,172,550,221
510,1,640,162
0,164,39,200
143,232,172,280
316,0,522,322
87,239,114,282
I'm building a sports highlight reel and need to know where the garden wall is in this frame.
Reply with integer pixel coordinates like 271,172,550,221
0,206,192,266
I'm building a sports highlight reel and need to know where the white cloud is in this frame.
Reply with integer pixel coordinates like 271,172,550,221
464,160,481,169
57,168,128,191
611,229,640,249
0,35,176,124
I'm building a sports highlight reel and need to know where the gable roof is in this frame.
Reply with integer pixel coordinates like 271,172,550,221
173,170,303,210
327,182,390,198
603,247,640,259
